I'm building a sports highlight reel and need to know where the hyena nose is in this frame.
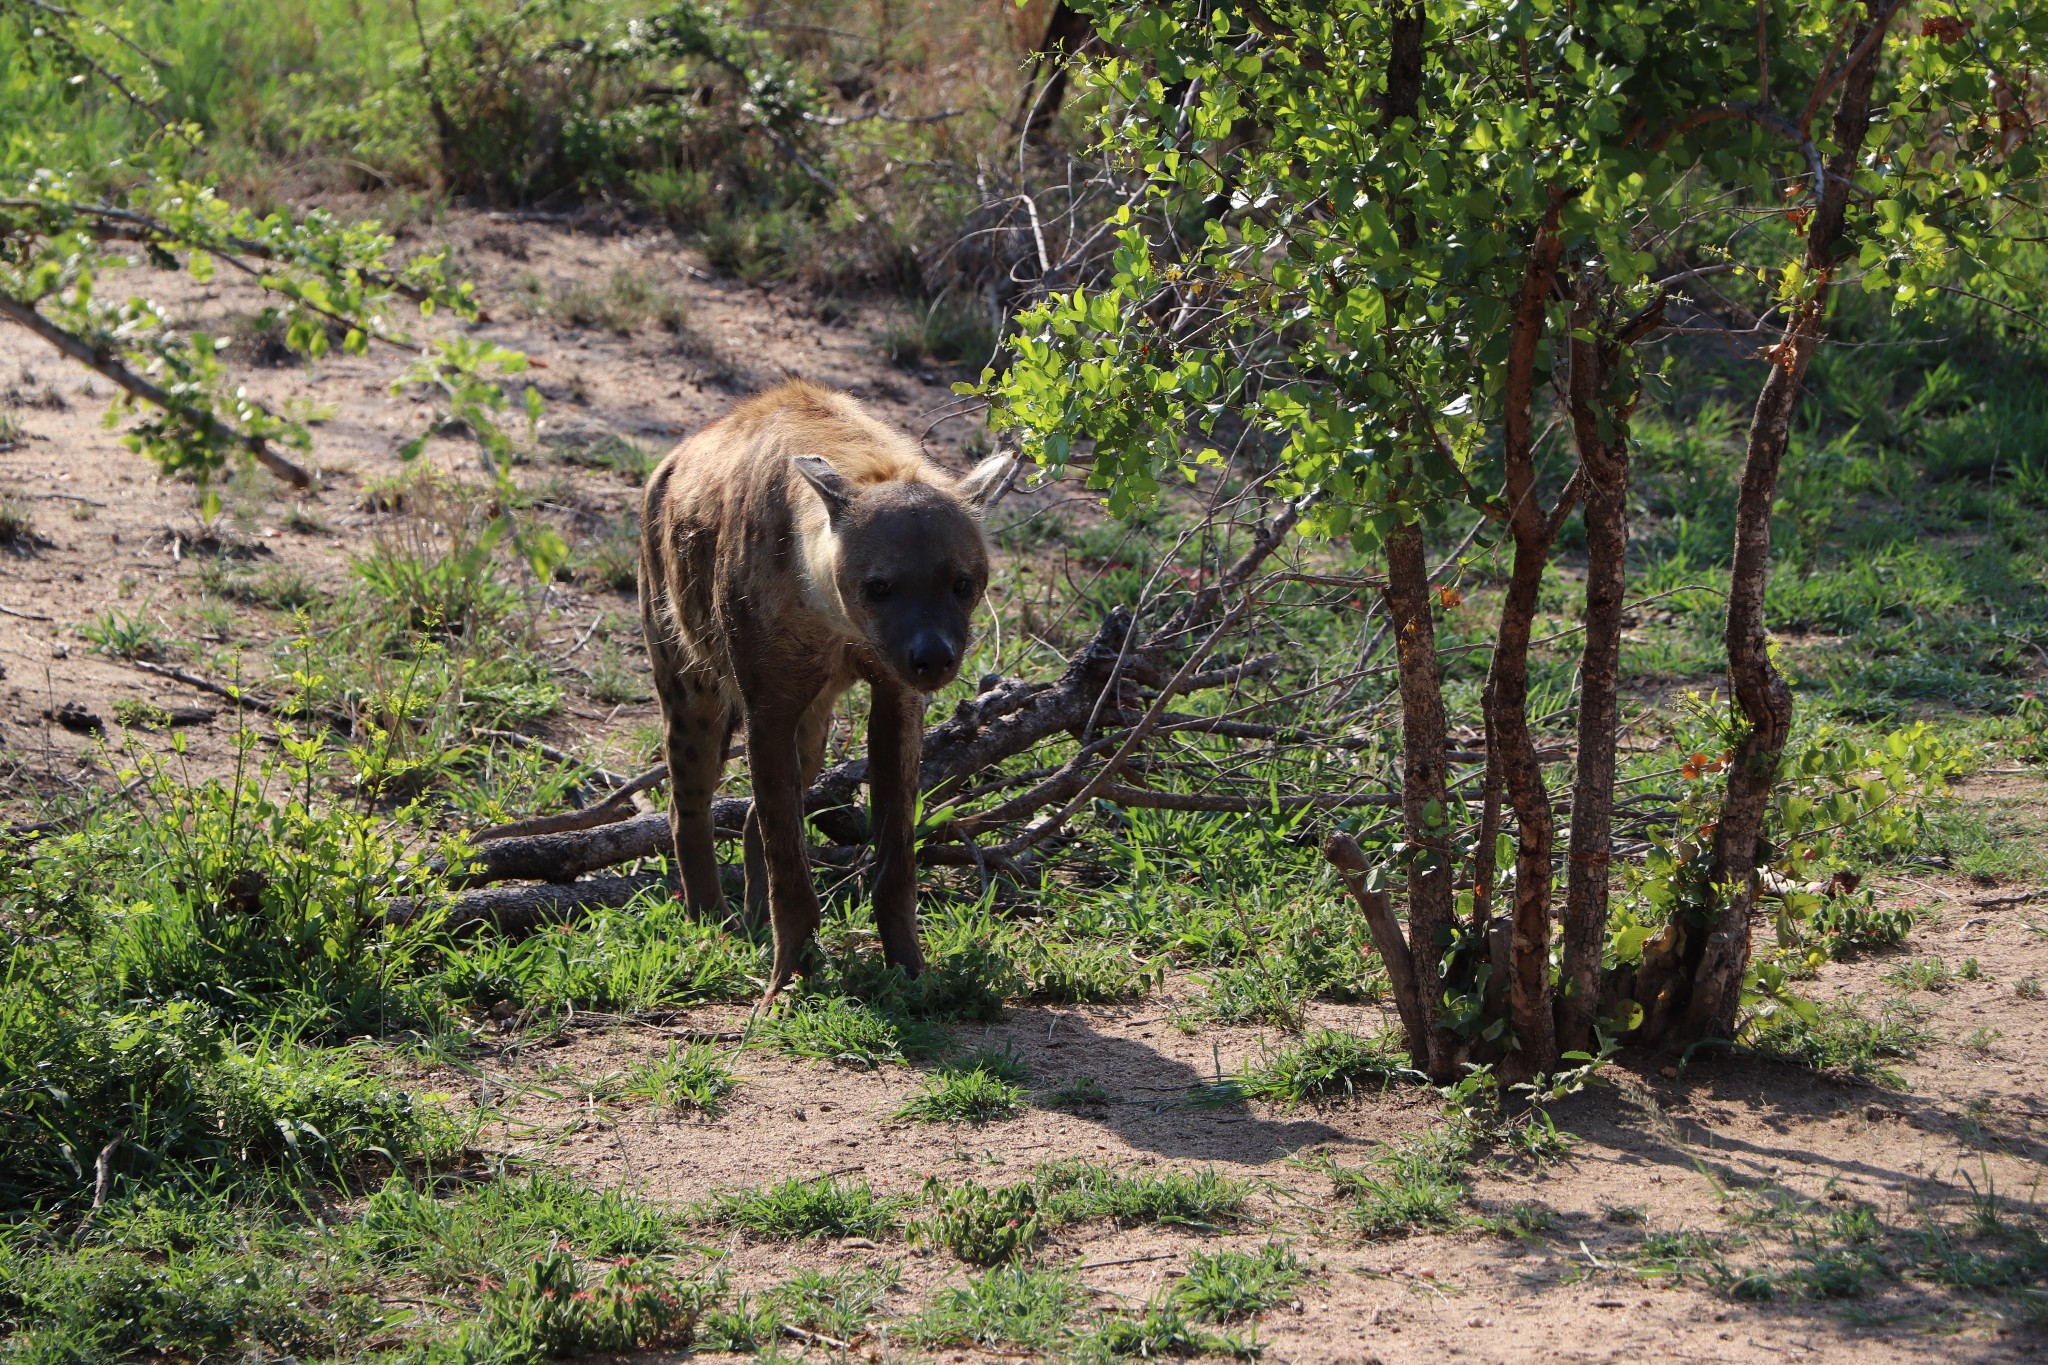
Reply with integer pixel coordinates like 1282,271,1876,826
907,634,957,682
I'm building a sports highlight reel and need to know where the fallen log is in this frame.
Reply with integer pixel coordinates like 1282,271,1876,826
390,872,671,932
417,497,1318,929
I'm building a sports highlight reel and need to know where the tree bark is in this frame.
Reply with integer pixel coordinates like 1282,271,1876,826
1383,520,1462,1080
1557,290,1638,1057
1683,1,1896,1040
1485,189,1569,1078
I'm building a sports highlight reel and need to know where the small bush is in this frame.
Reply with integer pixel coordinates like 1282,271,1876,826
912,1180,1042,1264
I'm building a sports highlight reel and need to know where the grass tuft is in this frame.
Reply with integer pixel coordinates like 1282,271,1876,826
1171,1242,1309,1322
701,1176,904,1241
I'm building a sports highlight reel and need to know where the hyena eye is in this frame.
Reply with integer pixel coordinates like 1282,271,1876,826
952,574,976,598
864,578,894,602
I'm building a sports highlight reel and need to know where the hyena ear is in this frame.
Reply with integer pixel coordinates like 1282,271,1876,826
955,451,1020,516
793,455,856,525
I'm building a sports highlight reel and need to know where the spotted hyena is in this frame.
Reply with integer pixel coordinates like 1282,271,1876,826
639,381,1013,999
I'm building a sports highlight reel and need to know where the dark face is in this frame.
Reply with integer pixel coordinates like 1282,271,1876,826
834,484,989,692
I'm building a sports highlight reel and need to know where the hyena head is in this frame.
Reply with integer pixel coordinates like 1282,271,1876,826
795,451,1015,692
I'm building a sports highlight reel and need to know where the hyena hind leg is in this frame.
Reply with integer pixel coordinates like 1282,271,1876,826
656,665,730,920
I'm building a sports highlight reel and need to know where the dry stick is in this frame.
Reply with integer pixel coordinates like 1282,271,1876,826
472,764,668,842
0,604,52,621
125,659,279,713
995,592,1258,859
0,295,313,488
472,729,635,789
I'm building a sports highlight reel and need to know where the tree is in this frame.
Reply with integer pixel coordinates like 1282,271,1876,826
987,0,2043,1076
0,0,538,510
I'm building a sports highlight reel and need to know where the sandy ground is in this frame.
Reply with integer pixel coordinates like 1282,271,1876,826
0,210,983,802
4,215,2045,1362
442,842,2048,1364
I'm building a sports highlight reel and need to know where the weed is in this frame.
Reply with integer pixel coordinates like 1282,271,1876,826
1201,1028,1414,1108
622,1042,737,1116
583,644,649,704
546,431,659,484
910,1264,1082,1350
694,1291,781,1353
1035,1161,1251,1230
912,1179,1042,1264
702,1176,904,1241
1745,995,1934,1087
471,1246,710,1359
1502,1108,1577,1164
1960,1026,2003,1054
1807,889,1916,953
79,606,166,660
897,1053,1031,1124
1171,1242,1308,1321
1068,1298,1258,1362
1041,1075,1115,1110
2015,975,2042,1000
879,299,997,369
1882,956,1957,992
1318,1128,1471,1238
767,1262,899,1340
1475,1201,1559,1240
755,995,951,1069
0,496,37,548
531,266,690,337
199,561,325,610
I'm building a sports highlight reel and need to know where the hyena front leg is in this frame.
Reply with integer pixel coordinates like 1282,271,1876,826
747,693,826,1002
865,675,927,976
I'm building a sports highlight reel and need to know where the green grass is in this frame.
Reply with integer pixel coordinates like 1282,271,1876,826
1067,1298,1260,1363
622,1041,738,1116
910,1264,1083,1351
1199,1028,1416,1108
1743,996,1935,1088
1316,1127,1472,1238
1034,1161,1252,1231
766,1262,900,1341
1170,1242,1310,1322
896,1047,1032,1124
701,1175,905,1241
754,995,952,1069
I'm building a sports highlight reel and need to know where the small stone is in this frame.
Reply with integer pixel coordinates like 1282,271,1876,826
1864,1103,1886,1122
1659,1066,1679,1079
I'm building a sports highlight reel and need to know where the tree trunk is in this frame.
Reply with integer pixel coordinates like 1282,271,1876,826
1682,2,1896,1040
1484,189,1569,1079
1558,290,1636,1057
1383,519,1462,1080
